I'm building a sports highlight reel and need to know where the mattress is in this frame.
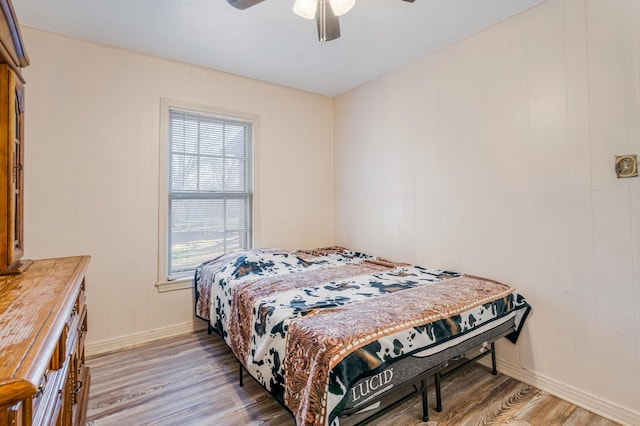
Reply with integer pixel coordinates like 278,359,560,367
340,313,516,415
194,247,530,426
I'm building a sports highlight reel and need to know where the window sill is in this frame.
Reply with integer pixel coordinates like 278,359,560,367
155,277,193,293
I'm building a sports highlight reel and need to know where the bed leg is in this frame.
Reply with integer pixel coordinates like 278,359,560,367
491,342,497,375
435,372,442,412
239,362,244,387
421,378,429,422
208,323,213,335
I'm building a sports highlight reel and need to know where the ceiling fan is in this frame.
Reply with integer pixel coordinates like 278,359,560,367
227,0,415,43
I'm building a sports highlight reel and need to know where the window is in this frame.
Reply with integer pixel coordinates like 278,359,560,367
160,100,253,282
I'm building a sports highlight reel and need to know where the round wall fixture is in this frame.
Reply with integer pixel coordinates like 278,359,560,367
615,154,638,178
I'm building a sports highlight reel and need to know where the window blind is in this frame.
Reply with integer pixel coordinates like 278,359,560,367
168,109,252,278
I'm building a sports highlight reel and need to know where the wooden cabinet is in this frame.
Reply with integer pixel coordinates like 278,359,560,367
0,256,91,426
0,0,29,275
0,64,25,273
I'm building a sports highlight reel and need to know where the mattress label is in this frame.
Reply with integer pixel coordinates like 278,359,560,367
351,368,394,403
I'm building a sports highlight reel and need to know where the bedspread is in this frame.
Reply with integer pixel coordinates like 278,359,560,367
194,247,530,426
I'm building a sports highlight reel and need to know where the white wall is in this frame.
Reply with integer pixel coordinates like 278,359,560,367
21,28,334,351
334,0,639,423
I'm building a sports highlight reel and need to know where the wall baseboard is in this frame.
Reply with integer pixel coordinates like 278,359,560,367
477,357,639,426
85,320,208,357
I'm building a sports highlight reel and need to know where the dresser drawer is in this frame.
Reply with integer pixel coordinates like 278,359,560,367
64,289,87,360
31,364,68,426
77,307,88,355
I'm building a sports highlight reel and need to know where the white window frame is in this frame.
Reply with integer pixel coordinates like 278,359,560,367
156,99,256,292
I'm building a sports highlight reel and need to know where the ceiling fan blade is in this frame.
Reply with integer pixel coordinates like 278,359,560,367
401,0,416,2
227,0,266,10
316,0,340,42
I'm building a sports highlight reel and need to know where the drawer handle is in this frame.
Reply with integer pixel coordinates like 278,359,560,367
35,372,49,398
73,380,83,395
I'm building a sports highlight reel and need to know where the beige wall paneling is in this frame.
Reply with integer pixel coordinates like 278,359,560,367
472,19,524,367
356,67,419,262
563,0,598,398
432,46,462,271
587,0,638,410
442,37,478,274
521,0,574,382
333,90,369,253
473,25,511,280
506,11,536,328
333,82,415,259
413,55,442,270
625,0,640,407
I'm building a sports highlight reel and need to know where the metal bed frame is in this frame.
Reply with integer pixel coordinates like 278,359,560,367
224,323,512,425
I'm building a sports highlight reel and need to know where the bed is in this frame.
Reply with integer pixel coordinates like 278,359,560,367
194,247,530,425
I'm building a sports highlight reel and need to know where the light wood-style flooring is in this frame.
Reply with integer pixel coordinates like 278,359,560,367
86,331,619,425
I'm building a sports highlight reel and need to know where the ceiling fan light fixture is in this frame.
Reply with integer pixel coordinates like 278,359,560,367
293,0,318,20
328,0,355,16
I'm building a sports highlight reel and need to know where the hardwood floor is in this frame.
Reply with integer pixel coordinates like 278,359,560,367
86,331,619,426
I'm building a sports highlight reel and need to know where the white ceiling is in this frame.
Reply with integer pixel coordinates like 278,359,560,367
13,0,543,98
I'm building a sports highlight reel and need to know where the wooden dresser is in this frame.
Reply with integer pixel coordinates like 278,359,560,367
0,256,91,426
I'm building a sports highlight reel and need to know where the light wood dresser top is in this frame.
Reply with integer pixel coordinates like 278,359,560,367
0,256,91,407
